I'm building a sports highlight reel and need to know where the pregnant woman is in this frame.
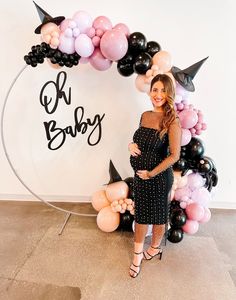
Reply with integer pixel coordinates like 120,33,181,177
128,74,181,278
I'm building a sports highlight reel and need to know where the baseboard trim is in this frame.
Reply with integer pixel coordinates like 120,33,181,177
0,194,91,202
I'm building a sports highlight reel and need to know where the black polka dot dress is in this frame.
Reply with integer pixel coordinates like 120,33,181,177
130,126,174,225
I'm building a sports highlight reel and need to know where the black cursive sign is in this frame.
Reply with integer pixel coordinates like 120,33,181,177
39,71,105,150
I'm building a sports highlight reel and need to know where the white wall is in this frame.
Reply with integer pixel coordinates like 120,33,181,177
0,0,235,208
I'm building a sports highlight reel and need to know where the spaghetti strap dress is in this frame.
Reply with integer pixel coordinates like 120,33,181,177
130,111,181,225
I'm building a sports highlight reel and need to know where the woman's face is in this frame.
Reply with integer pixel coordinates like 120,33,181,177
150,80,167,110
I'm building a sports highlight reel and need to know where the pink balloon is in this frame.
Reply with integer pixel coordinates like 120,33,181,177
174,186,192,201
187,173,205,191
100,29,128,61
73,11,93,33
113,23,130,37
75,34,94,57
86,27,96,38
199,207,211,223
177,175,188,189
41,22,59,35
58,34,75,54
60,19,76,32
96,206,120,232
93,16,113,31
91,190,110,211
135,75,150,93
175,82,189,97
105,181,129,202
152,51,172,72
181,128,191,146
89,48,112,71
178,109,198,129
191,187,211,207
92,36,100,47
182,219,199,234
186,202,205,221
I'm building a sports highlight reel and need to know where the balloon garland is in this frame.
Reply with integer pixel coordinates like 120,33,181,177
23,3,218,242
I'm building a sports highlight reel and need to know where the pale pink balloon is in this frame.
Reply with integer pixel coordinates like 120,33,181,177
199,207,211,223
100,29,128,61
42,34,51,44
96,206,120,232
105,181,129,202
181,128,191,146
92,36,100,47
191,187,211,207
186,202,205,221
174,186,192,201
91,189,110,212
89,48,112,71
175,81,189,97
177,175,188,189
135,75,150,93
187,173,205,191
93,16,113,31
113,23,130,37
60,19,76,32
152,51,172,72
41,22,59,35
58,34,75,54
50,37,60,47
73,11,93,33
178,109,198,129
86,27,96,38
202,123,207,130
75,34,94,57
182,219,199,234
180,201,187,209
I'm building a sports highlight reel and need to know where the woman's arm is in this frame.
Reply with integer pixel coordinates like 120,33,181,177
148,118,181,178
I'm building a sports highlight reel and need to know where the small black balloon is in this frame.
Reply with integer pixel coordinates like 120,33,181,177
167,228,184,243
197,157,213,174
146,41,161,57
128,32,147,53
133,52,152,74
173,158,188,171
118,211,134,231
170,210,187,227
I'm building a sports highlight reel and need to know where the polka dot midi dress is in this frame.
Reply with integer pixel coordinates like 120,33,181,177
130,111,181,225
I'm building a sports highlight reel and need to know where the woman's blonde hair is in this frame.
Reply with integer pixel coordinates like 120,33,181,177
150,74,177,139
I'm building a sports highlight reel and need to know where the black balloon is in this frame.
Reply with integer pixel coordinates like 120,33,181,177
167,228,184,243
185,137,205,159
117,53,134,76
173,158,188,171
124,177,135,199
118,211,134,231
133,52,152,74
170,210,187,227
128,32,147,53
197,156,213,174
169,200,181,209
146,41,161,57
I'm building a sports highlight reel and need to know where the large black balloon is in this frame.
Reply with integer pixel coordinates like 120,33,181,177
170,210,187,227
173,158,188,171
197,156,213,174
185,137,205,159
167,228,184,243
117,53,134,76
146,41,161,57
118,211,134,231
128,32,147,53
133,52,152,74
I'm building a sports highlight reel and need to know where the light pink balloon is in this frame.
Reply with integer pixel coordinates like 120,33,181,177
199,207,211,223
58,34,75,54
187,173,205,191
113,23,130,37
96,206,120,232
152,51,172,72
60,19,76,32
92,36,100,47
93,16,113,31
75,34,94,57
89,48,112,71
105,181,129,202
100,30,128,61
191,187,211,207
86,27,96,38
177,175,188,189
174,186,192,201
135,75,150,93
41,22,59,35
91,190,110,212
182,219,199,234
73,11,93,33
175,81,189,97
186,202,205,221
179,109,198,129
181,128,191,146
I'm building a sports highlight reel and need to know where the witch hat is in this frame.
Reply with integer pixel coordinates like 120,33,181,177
106,160,122,184
171,57,208,92
33,1,65,34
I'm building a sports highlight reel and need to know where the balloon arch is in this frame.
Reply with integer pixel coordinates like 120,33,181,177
22,2,218,242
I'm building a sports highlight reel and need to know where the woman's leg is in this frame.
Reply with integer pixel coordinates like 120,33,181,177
129,222,148,277
144,224,165,258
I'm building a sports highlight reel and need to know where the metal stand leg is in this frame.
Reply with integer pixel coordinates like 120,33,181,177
58,212,72,235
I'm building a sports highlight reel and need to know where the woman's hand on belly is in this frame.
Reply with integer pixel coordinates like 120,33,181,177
136,170,151,180
128,142,141,157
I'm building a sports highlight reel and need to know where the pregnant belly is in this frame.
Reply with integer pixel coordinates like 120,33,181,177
130,153,159,171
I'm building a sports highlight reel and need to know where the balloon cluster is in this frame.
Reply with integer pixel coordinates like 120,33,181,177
24,42,80,68
91,162,135,232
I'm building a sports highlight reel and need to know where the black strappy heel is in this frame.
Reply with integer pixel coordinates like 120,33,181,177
129,251,143,278
143,245,163,261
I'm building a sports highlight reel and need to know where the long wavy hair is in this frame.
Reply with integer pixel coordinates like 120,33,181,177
150,74,177,139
